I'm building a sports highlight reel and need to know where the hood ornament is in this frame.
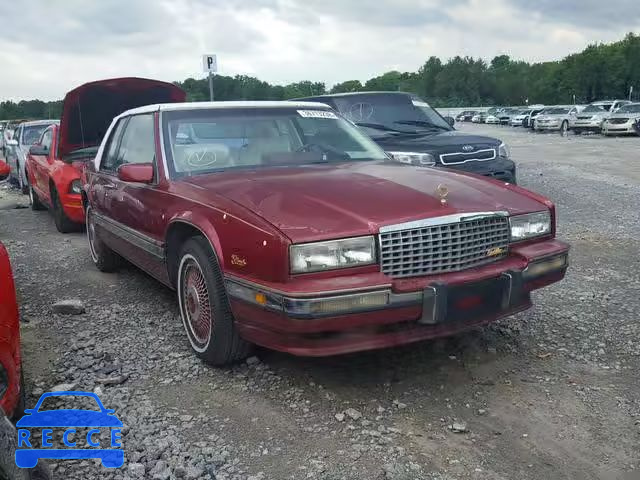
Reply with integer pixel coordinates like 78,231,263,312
436,184,449,205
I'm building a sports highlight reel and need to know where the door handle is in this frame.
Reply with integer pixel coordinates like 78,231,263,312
103,184,117,191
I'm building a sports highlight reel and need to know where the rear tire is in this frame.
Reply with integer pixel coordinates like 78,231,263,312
86,206,121,272
18,162,28,195
177,236,252,366
51,186,78,233
28,183,45,211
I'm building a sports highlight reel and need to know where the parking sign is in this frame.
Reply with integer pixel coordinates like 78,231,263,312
202,54,217,73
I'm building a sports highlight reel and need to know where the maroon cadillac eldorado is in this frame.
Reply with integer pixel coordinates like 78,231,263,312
83,101,569,365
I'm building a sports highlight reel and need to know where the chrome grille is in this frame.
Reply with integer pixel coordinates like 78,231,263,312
379,214,510,278
439,148,496,165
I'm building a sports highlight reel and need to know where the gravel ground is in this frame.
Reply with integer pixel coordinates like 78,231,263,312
0,124,639,480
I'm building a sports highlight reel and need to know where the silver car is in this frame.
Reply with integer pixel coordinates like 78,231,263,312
4,120,58,193
571,100,632,134
602,103,640,136
534,105,584,134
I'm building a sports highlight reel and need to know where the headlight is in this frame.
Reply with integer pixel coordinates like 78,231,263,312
70,179,82,194
509,211,551,242
388,151,436,166
498,142,510,158
290,236,376,274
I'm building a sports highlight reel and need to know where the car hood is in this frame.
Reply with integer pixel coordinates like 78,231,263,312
183,162,546,243
59,77,186,159
608,112,640,119
373,130,499,154
16,410,123,427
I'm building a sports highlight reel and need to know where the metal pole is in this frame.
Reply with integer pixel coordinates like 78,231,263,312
208,72,214,101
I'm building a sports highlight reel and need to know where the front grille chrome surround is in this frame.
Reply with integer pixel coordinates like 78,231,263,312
379,212,510,278
439,148,496,165
608,118,629,124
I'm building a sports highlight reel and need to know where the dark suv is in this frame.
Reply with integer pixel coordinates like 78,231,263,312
296,92,516,183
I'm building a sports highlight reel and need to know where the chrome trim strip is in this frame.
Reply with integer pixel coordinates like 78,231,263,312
225,274,393,298
158,110,170,180
379,211,509,234
94,212,165,260
439,148,496,165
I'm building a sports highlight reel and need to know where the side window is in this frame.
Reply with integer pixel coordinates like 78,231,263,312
40,129,53,151
100,119,128,172
116,114,155,166
13,127,21,145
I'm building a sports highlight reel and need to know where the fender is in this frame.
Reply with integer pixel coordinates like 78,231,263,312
166,212,224,264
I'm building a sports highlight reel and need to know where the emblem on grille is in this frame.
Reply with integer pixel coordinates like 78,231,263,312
462,145,475,152
486,247,505,257
436,184,449,205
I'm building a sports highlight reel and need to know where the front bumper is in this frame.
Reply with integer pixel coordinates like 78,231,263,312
535,122,561,131
441,157,517,184
571,120,603,132
228,240,569,356
602,122,637,135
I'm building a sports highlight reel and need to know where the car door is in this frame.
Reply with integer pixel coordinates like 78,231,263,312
93,113,170,282
30,127,54,204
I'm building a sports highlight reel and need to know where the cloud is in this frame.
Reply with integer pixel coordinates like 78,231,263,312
509,0,640,29
0,0,637,101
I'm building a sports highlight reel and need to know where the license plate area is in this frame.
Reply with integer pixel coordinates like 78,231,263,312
419,276,508,325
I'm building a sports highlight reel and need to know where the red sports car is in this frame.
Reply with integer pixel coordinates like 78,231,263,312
26,77,185,233
83,101,569,365
0,236,23,419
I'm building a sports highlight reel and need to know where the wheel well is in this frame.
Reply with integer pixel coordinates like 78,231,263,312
166,222,210,288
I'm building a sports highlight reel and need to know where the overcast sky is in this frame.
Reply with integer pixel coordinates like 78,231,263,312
0,0,638,101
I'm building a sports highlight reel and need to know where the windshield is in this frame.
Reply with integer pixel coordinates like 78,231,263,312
542,107,570,114
22,124,52,145
616,104,640,113
163,108,388,177
328,94,452,137
583,105,606,113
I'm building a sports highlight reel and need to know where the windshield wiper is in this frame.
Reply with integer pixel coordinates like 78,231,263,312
296,143,351,161
354,122,419,135
394,120,450,131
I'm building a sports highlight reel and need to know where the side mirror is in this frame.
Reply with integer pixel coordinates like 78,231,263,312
0,160,10,182
117,163,154,183
444,116,455,127
29,144,49,156
7,139,18,147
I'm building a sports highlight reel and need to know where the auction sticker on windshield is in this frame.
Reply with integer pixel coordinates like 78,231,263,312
15,391,124,469
412,100,431,108
297,110,338,119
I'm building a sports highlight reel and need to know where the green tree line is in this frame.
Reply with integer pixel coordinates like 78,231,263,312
2,33,639,120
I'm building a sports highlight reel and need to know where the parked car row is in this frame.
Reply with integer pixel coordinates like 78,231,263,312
1,78,569,372
470,100,640,136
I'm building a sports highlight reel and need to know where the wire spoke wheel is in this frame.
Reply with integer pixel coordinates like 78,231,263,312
179,255,212,351
86,207,99,263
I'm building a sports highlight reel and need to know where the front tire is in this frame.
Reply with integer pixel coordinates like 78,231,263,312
560,120,569,135
51,186,78,233
177,236,252,365
86,206,120,272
